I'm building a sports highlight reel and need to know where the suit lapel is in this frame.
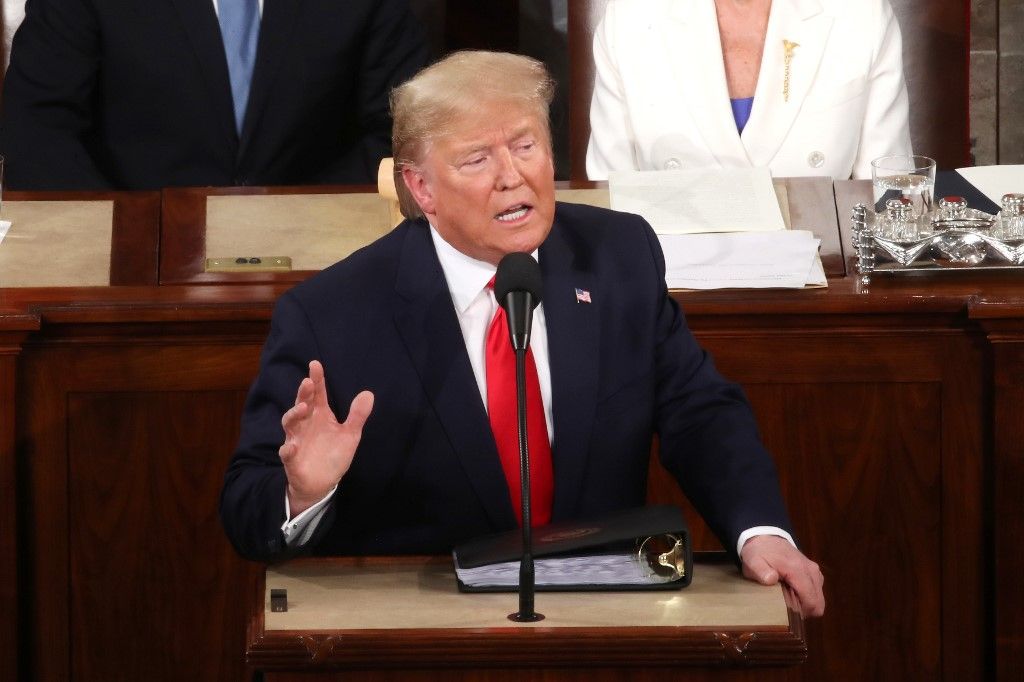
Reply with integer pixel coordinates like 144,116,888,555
540,218,600,521
238,0,304,159
743,0,833,167
167,0,238,149
662,0,750,167
392,222,518,530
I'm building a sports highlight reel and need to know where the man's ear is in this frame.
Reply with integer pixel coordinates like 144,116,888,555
401,166,436,217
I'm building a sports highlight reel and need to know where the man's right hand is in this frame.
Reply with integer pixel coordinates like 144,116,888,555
279,360,374,516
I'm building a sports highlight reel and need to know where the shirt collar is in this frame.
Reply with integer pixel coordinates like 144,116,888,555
428,224,539,315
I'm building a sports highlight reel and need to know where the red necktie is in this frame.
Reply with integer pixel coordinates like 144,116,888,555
485,283,553,527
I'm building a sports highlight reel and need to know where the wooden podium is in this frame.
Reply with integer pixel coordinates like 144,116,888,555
247,555,806,681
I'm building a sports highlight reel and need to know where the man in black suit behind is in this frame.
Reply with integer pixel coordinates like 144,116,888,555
220,51,825,618
0,0,426,190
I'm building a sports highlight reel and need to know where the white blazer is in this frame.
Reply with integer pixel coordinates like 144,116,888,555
586,0,913,180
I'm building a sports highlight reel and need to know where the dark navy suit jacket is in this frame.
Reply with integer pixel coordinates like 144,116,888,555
220,203,793,562
0,0,425,189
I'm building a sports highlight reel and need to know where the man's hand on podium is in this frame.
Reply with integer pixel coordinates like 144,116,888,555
741,535,826,619
279,360,374,516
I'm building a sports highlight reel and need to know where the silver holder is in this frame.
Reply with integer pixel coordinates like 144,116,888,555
851,195,1024,284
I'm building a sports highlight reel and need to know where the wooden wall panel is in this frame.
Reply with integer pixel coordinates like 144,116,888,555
650,381,944,682
20,348,73,681
22,339,267,681
752,383,942,680
0,351,20,681
643,319,984,682
67,391,253,681
992,341,1024,681
937,333,987,682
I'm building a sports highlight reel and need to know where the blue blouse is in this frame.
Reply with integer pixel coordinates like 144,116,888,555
730,97,754,134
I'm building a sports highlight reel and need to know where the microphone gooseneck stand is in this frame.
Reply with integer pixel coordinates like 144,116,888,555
496,253,545,623
508,334,542,622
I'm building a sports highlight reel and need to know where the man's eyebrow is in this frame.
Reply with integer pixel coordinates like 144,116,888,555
447,139,492,158
448,122,539,156
509,124,536,141
453,143,490,155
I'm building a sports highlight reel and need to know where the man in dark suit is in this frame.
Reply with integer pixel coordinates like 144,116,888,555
0,0,425,190
220,51,825,617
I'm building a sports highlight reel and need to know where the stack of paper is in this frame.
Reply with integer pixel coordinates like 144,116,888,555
609,167,786,234
609,168,825,289
659,230,824,289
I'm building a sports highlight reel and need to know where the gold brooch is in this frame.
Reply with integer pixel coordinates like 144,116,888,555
783,40,799,102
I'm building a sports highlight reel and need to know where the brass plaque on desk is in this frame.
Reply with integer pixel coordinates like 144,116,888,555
205,194,392,271
205,256,292,272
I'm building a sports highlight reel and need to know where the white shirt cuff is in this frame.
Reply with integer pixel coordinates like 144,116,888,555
280,485,337,547
736,526,796,558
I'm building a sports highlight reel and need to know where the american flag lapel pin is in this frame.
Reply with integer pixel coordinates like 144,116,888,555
574,287,592,304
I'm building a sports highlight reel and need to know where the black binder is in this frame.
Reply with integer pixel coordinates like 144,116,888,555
452,505,693,592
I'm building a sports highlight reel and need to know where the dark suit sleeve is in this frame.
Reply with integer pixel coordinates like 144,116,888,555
639,223,794,560
0,0,112,189
220,291,330,562
311,0,426,184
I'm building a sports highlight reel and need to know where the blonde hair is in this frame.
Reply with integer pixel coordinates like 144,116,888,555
391,50,556,169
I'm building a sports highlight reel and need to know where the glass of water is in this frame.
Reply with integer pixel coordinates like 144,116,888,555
871,155,936,219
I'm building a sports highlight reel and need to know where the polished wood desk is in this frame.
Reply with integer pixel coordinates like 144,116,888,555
158,178,847,283
0,190,160,287
159,185,384,284
248,555,805,681
1,182,1020,681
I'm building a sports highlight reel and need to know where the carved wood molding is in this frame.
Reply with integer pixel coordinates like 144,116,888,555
247,617,807,670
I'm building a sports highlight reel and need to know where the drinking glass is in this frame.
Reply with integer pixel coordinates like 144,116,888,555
871,155,936,219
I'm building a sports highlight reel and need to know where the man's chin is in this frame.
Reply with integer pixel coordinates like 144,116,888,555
504,230,549,257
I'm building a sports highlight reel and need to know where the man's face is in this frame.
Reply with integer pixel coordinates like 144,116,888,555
402,103,556,265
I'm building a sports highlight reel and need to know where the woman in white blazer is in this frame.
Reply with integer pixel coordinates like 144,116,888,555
586,0,913,180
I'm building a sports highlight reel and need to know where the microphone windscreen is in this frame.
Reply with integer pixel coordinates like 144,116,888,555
494,252,543,307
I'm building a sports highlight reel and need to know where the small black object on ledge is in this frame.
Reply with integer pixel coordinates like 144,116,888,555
270,588,288,612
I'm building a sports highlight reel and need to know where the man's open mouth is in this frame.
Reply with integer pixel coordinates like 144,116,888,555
495,204,531,222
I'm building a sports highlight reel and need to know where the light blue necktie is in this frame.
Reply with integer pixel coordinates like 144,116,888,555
218,0,260,134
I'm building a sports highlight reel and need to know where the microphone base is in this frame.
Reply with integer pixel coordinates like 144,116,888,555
508,611,545,623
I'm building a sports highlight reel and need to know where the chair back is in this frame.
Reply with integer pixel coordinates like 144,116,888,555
567,0,970,179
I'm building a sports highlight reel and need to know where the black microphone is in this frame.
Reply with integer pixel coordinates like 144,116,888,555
494,252,545,623
494,252,543,351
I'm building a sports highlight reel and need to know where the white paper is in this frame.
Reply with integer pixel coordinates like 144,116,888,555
658,230,823,290
455,551,672,587
0,220,10,246
956,165,1024,205
806,251,827,286
608,168,786,234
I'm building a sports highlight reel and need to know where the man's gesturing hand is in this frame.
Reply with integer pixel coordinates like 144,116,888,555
279,360,374,516
740,535,825,619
